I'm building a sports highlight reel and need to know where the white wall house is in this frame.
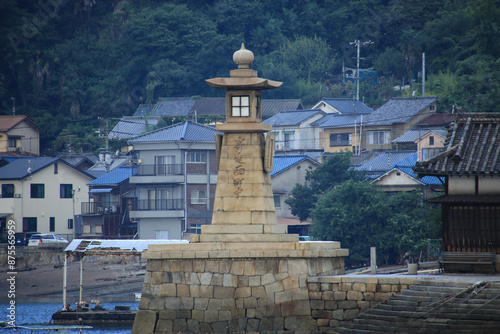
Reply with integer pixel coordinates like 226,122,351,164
263,109,325,152
0,157,94,239
127,121,220,240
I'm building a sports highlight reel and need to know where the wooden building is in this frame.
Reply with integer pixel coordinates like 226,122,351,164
414,113,500,256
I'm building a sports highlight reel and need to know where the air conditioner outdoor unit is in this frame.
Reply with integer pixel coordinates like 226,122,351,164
17,146,24,153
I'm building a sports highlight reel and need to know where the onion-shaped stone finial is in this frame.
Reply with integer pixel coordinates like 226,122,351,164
233,43,254,69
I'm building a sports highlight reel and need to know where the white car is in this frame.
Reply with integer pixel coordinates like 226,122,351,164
28,234,68,246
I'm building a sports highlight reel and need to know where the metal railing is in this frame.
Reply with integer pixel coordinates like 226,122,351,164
81,202,120,215
131,199,184,211
136,164,183,176
330,140,351,147
0,194,21,198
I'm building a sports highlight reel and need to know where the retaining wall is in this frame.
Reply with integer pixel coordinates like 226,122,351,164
308,275,419,331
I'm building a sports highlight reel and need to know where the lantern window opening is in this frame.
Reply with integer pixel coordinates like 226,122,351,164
232,95,250,117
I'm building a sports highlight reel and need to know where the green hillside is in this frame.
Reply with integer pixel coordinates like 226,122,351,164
1,0,499,153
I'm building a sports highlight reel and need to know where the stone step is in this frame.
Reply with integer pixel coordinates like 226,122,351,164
448,319,500,327
366,307,500,322
335,280,500,333
348,319,449,332
408,284,469,294
384,298,434,308
402,289,466,298
407,285,500,299
395,293,437,302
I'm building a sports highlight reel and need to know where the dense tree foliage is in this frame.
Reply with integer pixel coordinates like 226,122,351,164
1,0,499,153
285,152,362,221
311,181,441,267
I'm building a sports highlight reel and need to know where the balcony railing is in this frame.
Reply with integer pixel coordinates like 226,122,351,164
131,199,184,211
0,194,21,198
136,164,183,176
81,202,120,215
330,140,351,147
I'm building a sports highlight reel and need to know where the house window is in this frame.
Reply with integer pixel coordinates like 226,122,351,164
7,138,16,148
191,190,206,204
101,194,112,207
329,133,351,147
430,105,435,111
429,136,434,145
155,155,176,175
231,95,250,117
60,184,73,198
187,152,206,163
1,184,14,198
189,224,202,235
68,219,74,229
284,131,294,149
422,148,442,160
273,194,281,209
54,163,58,174
50,217,55,232
31,184,45,198
23,217,37,232
368,131,390,145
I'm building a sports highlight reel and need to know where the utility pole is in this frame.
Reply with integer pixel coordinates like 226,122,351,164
349,40,374,101
422,53,425,97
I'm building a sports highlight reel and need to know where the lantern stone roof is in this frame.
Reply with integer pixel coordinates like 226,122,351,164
206,44,282,90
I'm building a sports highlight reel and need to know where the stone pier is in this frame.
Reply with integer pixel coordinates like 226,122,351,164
131,45,348,333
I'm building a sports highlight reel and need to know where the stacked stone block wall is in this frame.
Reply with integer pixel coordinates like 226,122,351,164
132,256,345,334
308,276,419,332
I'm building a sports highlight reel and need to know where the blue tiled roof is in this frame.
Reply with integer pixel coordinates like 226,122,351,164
152,98,196,116
321,98,374,114
0,157,95,180
372,153,443,185
392,129,448,143
355,151,416,172
128,121,221,143
396,166,444,185
132,105,154,117
271,155,321,177
263,109,324,126
364,97,438,126
108,117,161,140
88,166,137,186
313,114,366,128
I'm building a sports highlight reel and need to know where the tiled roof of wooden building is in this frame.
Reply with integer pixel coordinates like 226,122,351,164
414,113,500,176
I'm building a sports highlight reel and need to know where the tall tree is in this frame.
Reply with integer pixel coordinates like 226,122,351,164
311,182,441,266
285,152,359,221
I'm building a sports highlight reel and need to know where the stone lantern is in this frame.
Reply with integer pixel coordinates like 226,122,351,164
200,44,289,239
131,45,348,334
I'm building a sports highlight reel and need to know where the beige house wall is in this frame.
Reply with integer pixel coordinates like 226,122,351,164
417,131,446,161
323,127,359,153
272,160,320,218
0,162,92,236
3,120,40,155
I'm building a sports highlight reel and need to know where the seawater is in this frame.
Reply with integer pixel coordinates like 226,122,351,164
1,299,137,333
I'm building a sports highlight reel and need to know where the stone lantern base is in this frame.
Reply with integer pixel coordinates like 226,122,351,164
131,241,347,334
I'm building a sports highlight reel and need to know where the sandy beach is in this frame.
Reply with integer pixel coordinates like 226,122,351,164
1,260,146,302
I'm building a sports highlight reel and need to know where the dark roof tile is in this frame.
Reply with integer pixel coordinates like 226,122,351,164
414,113,500,175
